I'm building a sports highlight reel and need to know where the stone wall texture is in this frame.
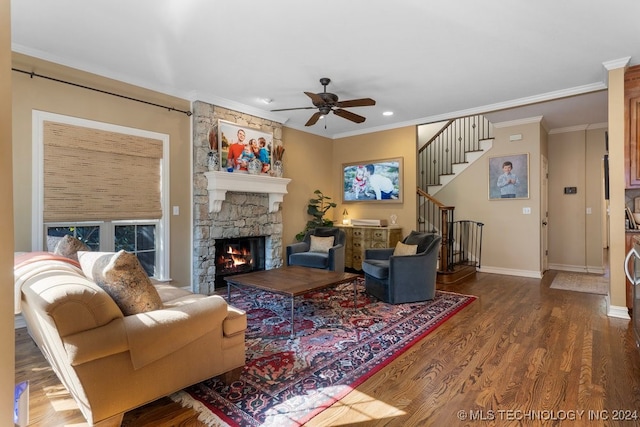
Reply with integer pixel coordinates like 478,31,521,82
192,101,284,294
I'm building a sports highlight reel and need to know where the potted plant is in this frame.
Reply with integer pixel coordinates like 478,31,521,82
295,189,337,241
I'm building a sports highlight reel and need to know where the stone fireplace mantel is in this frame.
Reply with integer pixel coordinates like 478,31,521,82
204,171,291,213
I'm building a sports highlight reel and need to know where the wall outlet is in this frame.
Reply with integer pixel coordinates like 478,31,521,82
172,206,180,215
523,207,531,214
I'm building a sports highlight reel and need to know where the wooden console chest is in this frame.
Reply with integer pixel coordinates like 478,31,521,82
337,225,403,270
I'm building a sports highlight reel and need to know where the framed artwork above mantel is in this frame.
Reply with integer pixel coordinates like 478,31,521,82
217,120,275,175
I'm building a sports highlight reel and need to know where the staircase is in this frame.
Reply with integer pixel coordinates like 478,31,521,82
416,115,492,284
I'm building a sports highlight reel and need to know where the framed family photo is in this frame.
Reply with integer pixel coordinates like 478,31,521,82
342,157,403,203
488,153,529,200
217,120,273,174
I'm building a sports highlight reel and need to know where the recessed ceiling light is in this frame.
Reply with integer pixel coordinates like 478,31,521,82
383,111,394,116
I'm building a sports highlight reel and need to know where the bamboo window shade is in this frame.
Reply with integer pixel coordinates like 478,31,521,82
43,121,163,222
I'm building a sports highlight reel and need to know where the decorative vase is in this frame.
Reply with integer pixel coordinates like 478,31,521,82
272,160,283,177
207,151,219,171
248,158,262,175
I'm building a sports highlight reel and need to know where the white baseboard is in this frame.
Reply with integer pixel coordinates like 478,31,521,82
479,266,543,279
608,304,631,320
15,314,26,330
548,263,605,274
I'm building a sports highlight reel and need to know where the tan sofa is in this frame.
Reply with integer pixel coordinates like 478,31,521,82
15,252,247,426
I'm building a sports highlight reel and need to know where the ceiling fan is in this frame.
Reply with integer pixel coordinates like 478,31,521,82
271,77,376,126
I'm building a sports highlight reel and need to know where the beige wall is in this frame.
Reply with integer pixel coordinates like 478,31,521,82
281,126,418,246
332,127,418,237
435,120,544,276
281,127,334,246
547,127,606,272
609,66,627,310
1,0,15,423
11,54,193,287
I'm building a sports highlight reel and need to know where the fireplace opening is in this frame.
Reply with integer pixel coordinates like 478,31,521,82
214,236,265,287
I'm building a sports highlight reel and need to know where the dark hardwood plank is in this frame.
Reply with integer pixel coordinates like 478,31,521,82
15,270,640,426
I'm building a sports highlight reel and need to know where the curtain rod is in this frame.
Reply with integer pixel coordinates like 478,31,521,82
12,67,193,117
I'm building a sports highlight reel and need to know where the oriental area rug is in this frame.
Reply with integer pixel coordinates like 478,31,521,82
170,278,476,426
549,271,608,295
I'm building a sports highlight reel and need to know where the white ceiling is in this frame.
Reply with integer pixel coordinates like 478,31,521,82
10,0,640,138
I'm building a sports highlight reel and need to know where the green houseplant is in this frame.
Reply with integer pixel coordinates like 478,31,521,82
295,189,337,241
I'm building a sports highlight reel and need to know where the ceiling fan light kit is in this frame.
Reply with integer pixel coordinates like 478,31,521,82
272,78,376,127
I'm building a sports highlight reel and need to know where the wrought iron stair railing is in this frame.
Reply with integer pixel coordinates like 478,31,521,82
416,115,490,278
418,115,494,191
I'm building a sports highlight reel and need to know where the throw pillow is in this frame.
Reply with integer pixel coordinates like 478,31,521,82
54,235,90,262
46,235,63,252
309,235,335,253
393,241,418,256
78,250,163,315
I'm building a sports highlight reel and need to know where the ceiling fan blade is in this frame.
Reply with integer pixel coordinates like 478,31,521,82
304,91,325,105
305,112,323,126
336,98,376,108
334,108,366,124
271,106,316,112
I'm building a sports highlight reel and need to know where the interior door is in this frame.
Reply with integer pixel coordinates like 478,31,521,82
541,155,549,272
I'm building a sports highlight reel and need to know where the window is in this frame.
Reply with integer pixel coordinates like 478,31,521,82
34,111,170,280
46,221,158,276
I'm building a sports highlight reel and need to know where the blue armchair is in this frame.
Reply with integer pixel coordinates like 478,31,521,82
286,227,346,272
362,231,441,304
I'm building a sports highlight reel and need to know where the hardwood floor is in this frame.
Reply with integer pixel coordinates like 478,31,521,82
15,271,640,426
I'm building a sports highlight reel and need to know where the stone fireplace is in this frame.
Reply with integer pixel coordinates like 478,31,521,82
192,101,289,295
214,236,265,287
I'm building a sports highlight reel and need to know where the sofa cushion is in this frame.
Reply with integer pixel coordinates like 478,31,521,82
393,242,417,256
289,252,329,269
309,235,334,253
78,250,163,315
54,235,90,262
362,259,390,280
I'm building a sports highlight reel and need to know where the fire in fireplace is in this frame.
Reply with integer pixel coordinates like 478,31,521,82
214,236,265,287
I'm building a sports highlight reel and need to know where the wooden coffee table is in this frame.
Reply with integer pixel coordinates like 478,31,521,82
225,266,361,338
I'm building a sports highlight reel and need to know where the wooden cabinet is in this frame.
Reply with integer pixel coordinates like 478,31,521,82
625,65,640,188
338,225,403,270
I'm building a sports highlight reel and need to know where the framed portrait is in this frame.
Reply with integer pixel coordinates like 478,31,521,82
217,120,273,174
488,153,529,200
342,157,403,203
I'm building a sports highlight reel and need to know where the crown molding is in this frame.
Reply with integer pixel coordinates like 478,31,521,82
548,122,608,134
602,57,631,71
191,91,289,125
602,57,631,87
492,116,544,129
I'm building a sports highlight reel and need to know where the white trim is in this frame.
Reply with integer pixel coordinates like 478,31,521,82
479,265,543,279
607,305,631,320
189,100,195,292
204,171,291,213
14,314,26,330
547,264,606,275
492,116,544,129
31,110,171,280
331,83,605,139
549,122,609,135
